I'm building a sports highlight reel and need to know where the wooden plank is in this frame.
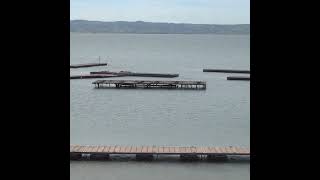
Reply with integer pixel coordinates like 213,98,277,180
202,147,208,154
94,146,100,152
152,146,158,153
126,146,131,152
114,146,121,153
81,146,88,153
230,146,238,154
205,147,212,154
147,146,153,153
191,147,197,153
131,146,137,153
124,146,131,153
237,147,246,154
203,147,210,154
83,146,90,152
159,146,164,153
212,147,219,154
91,146,98,152
77,146,84,152
77,146,83,152
163,147,170,153
221,147,228,154
70,145,75,152
207,147,213,153
234,146,242,154
136,146,142,153
70,145,74,152
216,147,224,154
195,147,202,153
142,146,148,153
174,147,180,153
69,145,249,155
92,146,100,152
217,147,224,154
102,146,110,153
97,146,104,152
180,147,186,154
73,145,82,152
186,147,192,153
85,146,93,153
225,146,233,154
109,146,115,153
87,146,95,153
120,146,126,153
243,147,250,154
169,147,175,153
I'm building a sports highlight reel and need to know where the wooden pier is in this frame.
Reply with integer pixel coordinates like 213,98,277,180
92,80,206,89
227,76,250,81
70,145,250,161
203,69,250,74
90,71,179,78
70,63,108,68
70,74,122,79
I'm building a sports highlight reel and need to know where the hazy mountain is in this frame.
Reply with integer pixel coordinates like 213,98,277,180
70,20,250,34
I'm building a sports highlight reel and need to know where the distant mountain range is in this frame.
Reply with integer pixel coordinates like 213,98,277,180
70,20,250,34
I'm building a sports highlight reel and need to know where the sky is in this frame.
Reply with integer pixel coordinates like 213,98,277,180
70,0,250,24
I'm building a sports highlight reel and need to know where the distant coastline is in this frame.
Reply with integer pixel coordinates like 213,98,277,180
70,20,250,35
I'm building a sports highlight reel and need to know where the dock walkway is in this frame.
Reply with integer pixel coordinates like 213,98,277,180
70,145,250,161
70,63,108,68
70,74,121,79
93,80,206,89
203,69,250,74
227,76,250,81
90,71,179,78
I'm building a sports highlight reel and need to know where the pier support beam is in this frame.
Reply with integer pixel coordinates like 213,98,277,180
90,153,110,160
206,154,228,162
180,154,200,161
136,154,154,161
70,153,82,160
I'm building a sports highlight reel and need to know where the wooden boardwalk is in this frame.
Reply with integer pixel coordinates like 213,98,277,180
93,80,206,89
203,69,250,74
70,63,108,68
70,145,249,155
227,76,250,81
70,74,121,79
90,71,179,78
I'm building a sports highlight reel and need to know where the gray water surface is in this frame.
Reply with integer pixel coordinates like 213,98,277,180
70,33,250,180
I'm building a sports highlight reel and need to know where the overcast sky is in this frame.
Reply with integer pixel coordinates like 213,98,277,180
70,0,250,24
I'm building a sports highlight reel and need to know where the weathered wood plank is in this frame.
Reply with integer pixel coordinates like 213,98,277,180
109,146,115,153
70,145,250,155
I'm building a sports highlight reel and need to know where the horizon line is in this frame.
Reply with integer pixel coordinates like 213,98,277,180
70,19,250,26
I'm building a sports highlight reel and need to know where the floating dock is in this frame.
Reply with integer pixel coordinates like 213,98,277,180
203,69,250,74
70,145,250,161
70,63,108,68
227,76,250,81
70,74,121,79
90,71,179,78
93,80,206,89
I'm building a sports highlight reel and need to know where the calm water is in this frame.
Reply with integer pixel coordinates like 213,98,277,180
70,33,250,180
